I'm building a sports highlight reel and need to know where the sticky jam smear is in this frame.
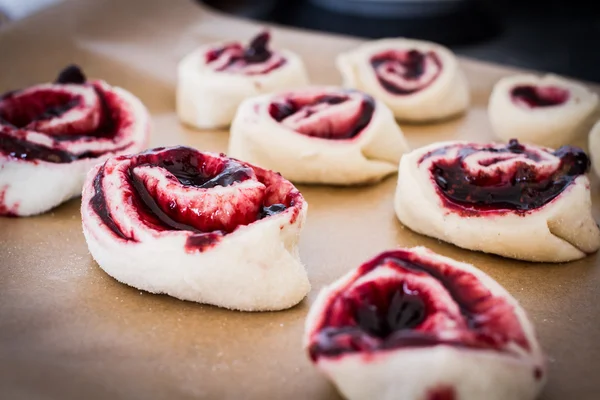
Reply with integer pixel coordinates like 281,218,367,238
268,90,375,140
511,85,569,108
420,139,589,214
370,49,442,95
205,31,286,75
90,147,298,252
308,249,530,362
0,65,126,163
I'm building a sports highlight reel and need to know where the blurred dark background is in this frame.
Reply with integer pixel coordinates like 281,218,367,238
199,0,600,83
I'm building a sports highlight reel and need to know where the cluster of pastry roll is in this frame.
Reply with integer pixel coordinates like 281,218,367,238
177,32,474,185
6,31,600,400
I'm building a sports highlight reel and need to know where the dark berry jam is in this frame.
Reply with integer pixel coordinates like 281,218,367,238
90,147,297,252
353,282,426,339
0,90,80,128
428,387,456,400
424,139,589,213
244,31,272,63
511,85,569,108
153,149,253,189
55,64,87,85
308,249,530,361
370,50,441,95
268,91,375,140
90,165,128,239
0,66,127,163
205,31,285,74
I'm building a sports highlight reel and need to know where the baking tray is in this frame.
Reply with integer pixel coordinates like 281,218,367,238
1,0,599,399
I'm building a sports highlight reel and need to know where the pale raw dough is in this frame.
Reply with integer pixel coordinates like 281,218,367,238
489,74,598,148
0,82,150,216
304,246,546,400
336,38,469,122
394,141,600,262
80,153,310,311
177,42,309,130
589,120,600,177
228,86,410,185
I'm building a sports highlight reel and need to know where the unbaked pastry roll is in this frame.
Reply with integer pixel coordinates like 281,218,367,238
305,247,546,400
589,120,600,176
81,146,310,311
394,139,600,262
489,74,598,148
336,38,469,122
228,86,409,185
177,31,309,129
0,65,150,217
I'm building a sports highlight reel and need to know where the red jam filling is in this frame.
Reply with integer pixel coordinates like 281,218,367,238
90,147,298,252
205,31,285,74
268,90,375,140
511,85,569,108
0,65,127,163
370,49,442,95
308,250,530,362
422,139,589,213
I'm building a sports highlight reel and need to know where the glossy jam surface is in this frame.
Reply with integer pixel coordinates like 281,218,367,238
0,65,127,163
55,64,87,84
370,49,441,95
0,90,79,128
205,31,285,74
428,387,456,400
268,91,375,140
154,149,254,189
90,147,299,252
423,139,589,213
308,250,529,361
511,85,569,108
353,281,426,339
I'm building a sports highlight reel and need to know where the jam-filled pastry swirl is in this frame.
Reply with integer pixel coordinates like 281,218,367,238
81,146,310,311
489,74,598,148
336,38,469,122
228,86,409,185
0,65,150,216
394,140,600,262
177,31,309,130
304,247,545,400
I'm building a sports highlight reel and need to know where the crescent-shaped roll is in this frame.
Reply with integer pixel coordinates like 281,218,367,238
304,247,546,400
489,74,598,148
394,139,600,262
0,65,150,217
177,31,309,130
589,120,600,176
228,86,409,185
336,38,470,122
81,146,310,311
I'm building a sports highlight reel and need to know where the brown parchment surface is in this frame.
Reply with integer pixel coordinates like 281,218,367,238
0,1,599,399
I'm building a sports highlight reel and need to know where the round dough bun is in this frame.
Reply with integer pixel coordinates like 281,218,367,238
304,246,546,400
394,140,600,262
177,35,309,130
228,86,410,185
336,38,470,122
489,74,599,148
81,146,310,311
0,69,150,217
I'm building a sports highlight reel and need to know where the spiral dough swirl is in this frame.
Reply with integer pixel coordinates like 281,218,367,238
0,65,149,216
81,146,310,311
304,247,545,400
394,140,600,262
